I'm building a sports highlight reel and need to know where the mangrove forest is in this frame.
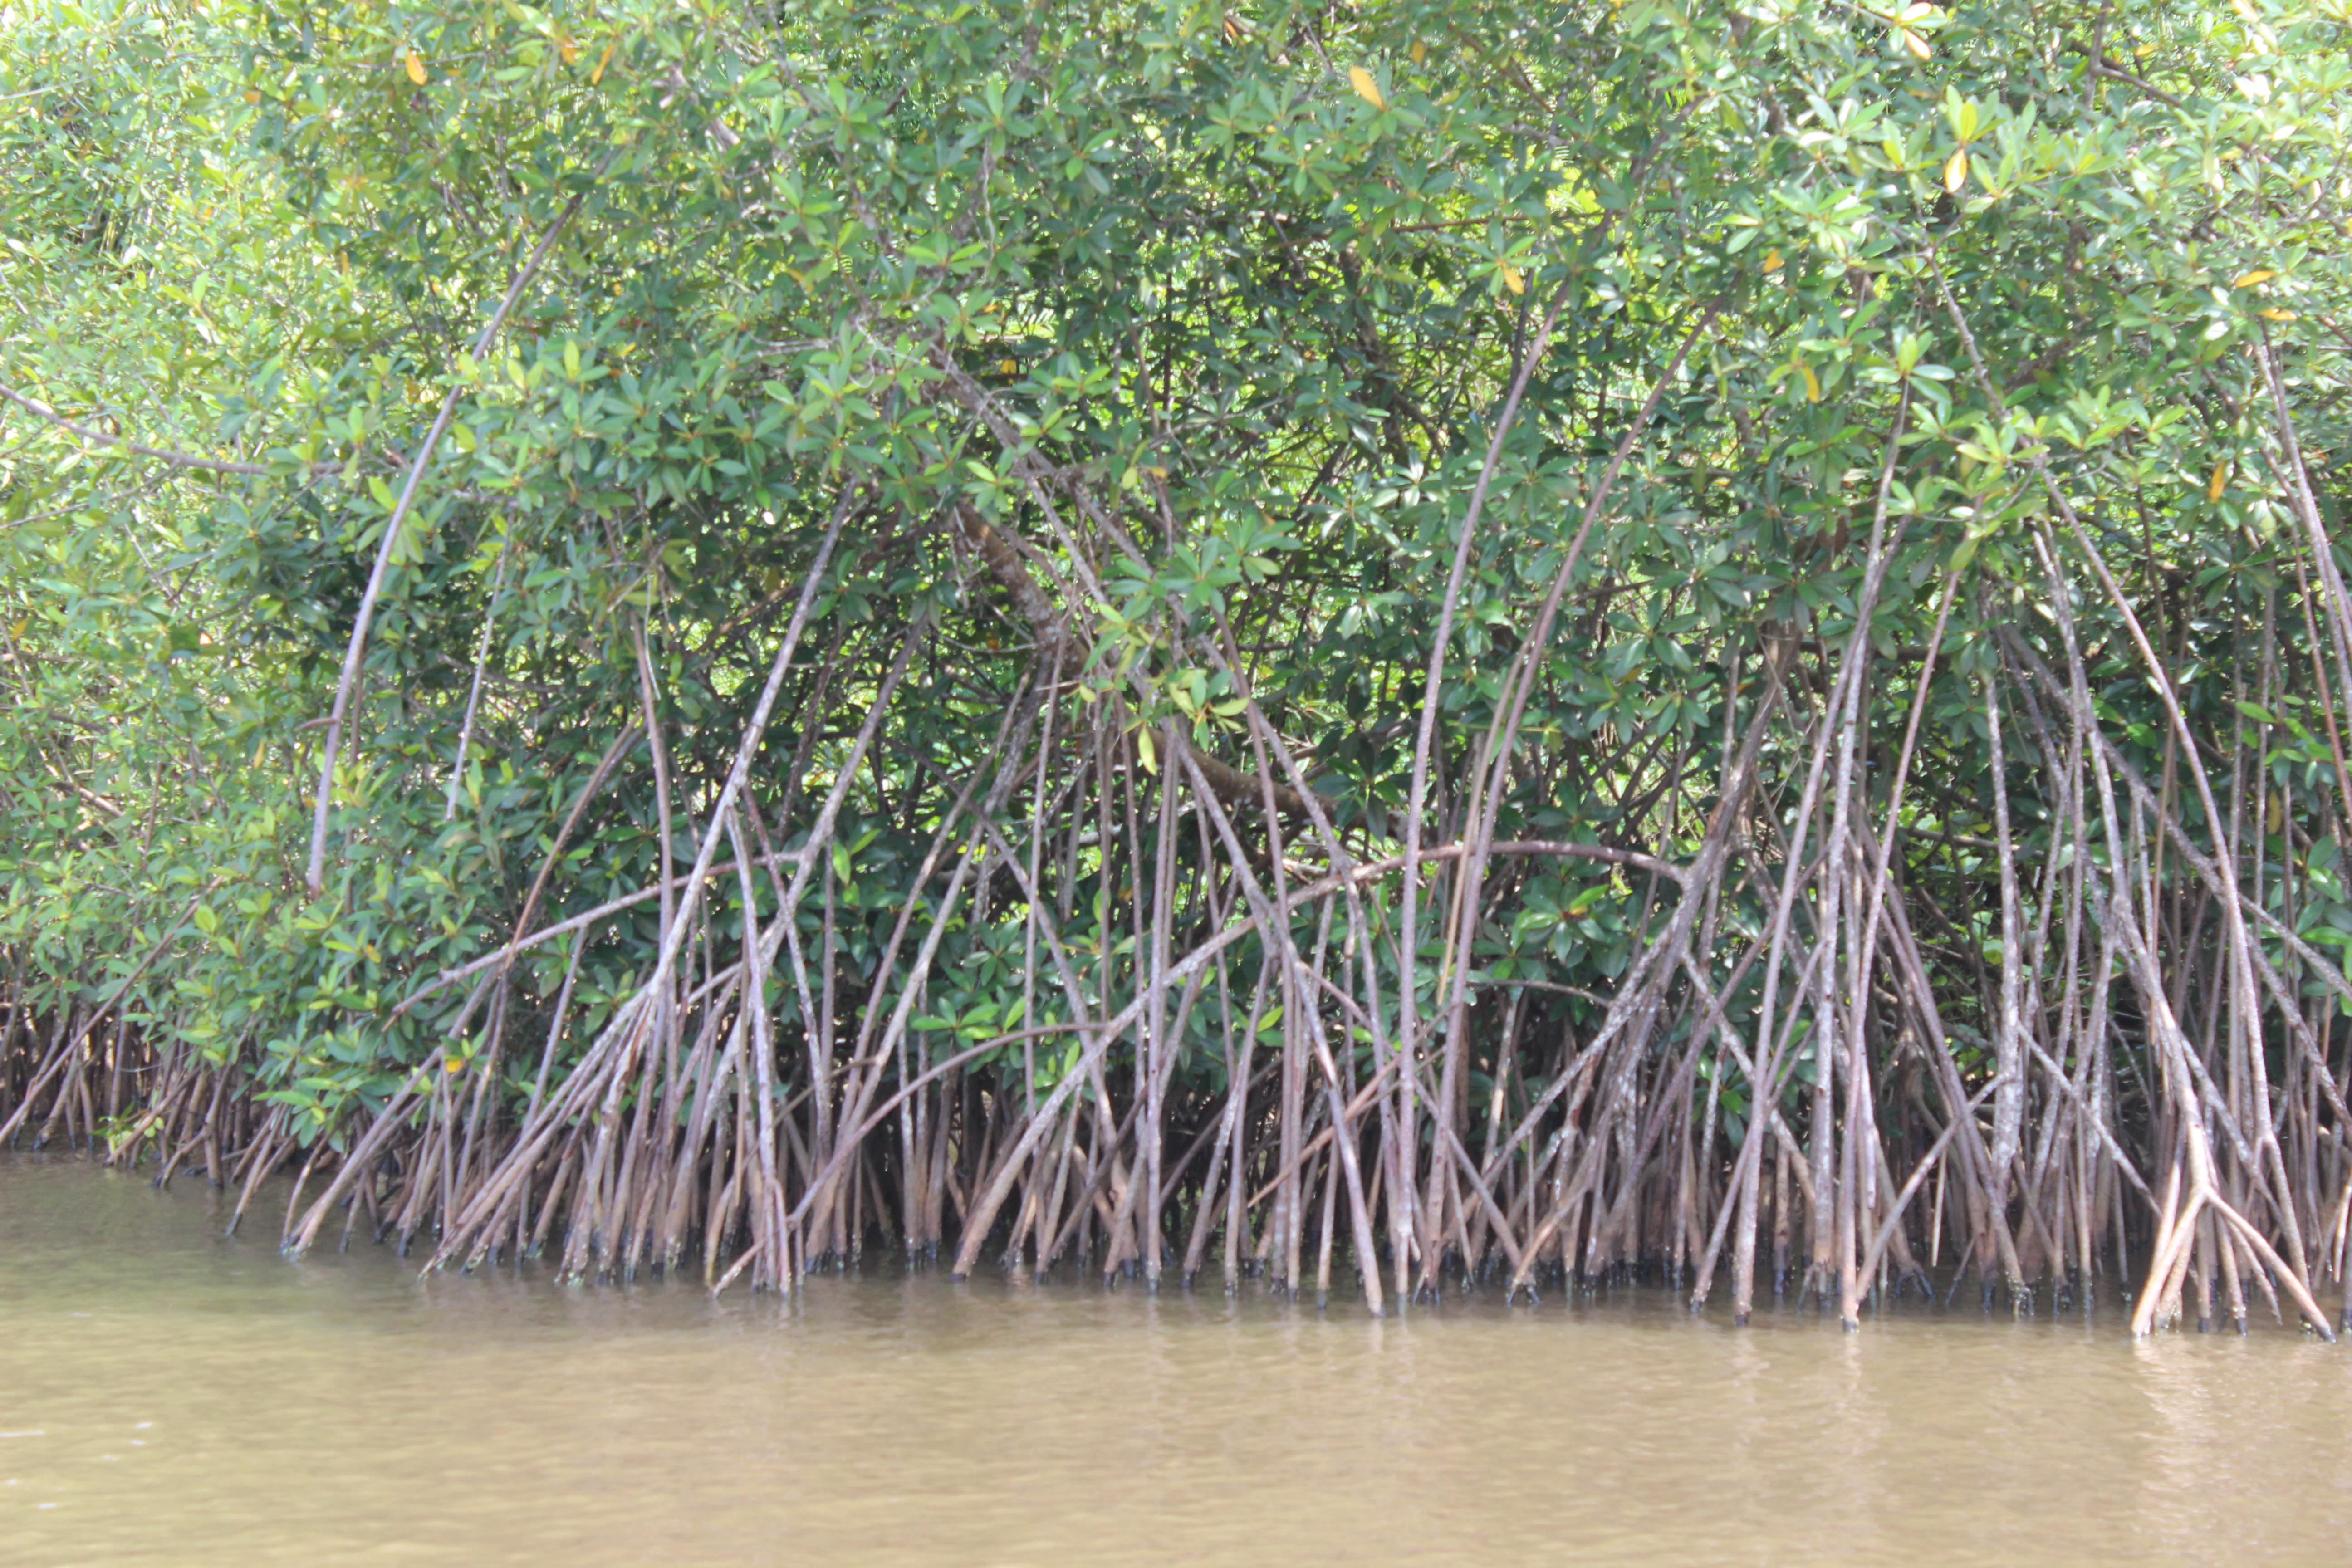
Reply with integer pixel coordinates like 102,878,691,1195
4,0,2352,1337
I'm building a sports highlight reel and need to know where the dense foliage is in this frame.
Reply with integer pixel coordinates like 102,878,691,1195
5,0,2351,1330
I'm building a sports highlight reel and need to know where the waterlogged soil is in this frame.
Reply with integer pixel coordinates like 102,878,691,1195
5,1156,2351,1567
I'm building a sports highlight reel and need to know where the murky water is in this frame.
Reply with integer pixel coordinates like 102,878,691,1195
4,1156,2349,1567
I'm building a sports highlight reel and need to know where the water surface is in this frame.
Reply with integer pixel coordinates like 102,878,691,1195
4,1156,2347,1565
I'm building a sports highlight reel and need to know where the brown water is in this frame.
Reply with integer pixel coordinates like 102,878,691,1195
3,1156,2349,1567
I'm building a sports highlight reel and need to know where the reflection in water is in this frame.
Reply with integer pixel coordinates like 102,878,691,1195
4,1155,2348,1567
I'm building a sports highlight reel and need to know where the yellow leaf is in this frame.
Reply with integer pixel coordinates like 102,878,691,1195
998,358,1019,376
2209,460,2230,501
1901,28,1931,58
1411,39,1427,65
1942,148,1968,193
1799,363,1821,403
1500,263,1526,295
1762,249,1783,273
591,40,615,85
1349,66,1385,110
1137,728,1158,774
2233,269,2278,288
559,31,579,64
443,1056,464,1074
404,49,426,85
2258,308,2298,322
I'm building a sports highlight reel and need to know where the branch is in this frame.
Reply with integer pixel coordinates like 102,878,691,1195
305,161,609,891
0,381,272,476
951,501,1328,818
2064,41,2185,108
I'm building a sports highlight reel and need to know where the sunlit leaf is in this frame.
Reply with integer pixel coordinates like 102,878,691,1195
1943,149,1968,193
